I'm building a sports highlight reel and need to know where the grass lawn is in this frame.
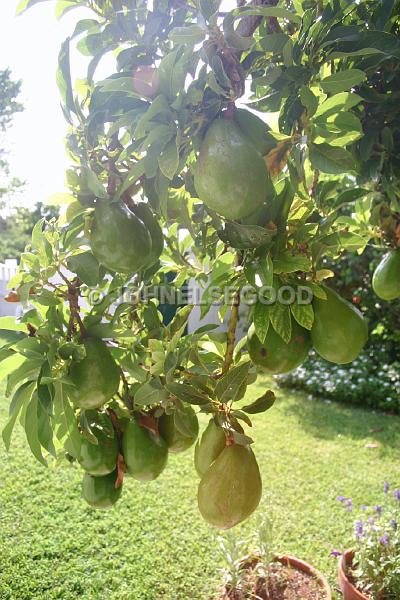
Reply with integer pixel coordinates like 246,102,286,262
0,377,399,600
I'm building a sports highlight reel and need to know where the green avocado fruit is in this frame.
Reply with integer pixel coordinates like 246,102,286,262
194,118,270,220
90,201,152,273
198,444,262,529
131,202,164,267
372,249,400,301
158,405,199,453
78,417,118,477
311,286,368,364
194,419,226,477
82,470,122,509
235,108,276,156
247,321,311,374
69,338,120,410
122,420,168,481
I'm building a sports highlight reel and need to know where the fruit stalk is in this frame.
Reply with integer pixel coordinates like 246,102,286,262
222,289,240,375
106,408,126,489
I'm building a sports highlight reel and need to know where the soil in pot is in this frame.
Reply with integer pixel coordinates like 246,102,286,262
222,556,329,600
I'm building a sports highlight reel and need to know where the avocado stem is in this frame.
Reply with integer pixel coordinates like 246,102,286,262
221,289,240,375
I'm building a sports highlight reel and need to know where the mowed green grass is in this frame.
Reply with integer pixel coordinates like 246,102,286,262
0,378,399,600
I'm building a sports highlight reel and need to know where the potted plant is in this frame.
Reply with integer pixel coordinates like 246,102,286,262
218,518,332,599
335,484,400,599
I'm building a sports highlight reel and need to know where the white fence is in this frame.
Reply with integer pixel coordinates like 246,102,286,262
0,259,245,337
0,259,19,317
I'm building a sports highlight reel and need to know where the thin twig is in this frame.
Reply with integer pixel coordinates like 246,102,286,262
221,290,241,375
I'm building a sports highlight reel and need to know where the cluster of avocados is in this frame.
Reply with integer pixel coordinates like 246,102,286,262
68,339,261,527
194,110,371,373
248,285,369,373
90,200,163,274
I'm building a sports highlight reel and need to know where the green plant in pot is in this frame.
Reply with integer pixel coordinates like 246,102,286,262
336,484,400,600
218,516,332,599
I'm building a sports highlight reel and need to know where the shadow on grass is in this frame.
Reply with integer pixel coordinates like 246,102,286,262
277,385,400,450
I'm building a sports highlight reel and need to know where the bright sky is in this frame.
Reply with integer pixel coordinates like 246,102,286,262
0,0,259,210
0,1,95,207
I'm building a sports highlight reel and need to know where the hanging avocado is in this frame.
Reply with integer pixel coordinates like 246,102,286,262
372,249,400,301
78,413,118,477
158,405,199,453
311,286,368,364
194,118,270,220
131,202,164,267
82,470,122,509
122,419,168,481
194,419,226,477
198,444,262,529
90,200,152,273
248,321,311,374
69,338,120,410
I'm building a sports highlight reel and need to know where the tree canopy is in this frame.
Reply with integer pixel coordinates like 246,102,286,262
2,0,399,527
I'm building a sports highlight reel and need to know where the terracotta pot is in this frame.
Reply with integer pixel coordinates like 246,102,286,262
338,550,368,600
276,555,332,599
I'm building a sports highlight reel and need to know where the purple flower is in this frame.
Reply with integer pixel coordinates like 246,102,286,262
354,521,364,539
374,505,383,516
394,489,400,502
330,550,342,557
379,533,390,546
337,495,346,503
384,482,390,494
361,505,368,511
345,498,353,512
368,516,375,526
390,519,398,531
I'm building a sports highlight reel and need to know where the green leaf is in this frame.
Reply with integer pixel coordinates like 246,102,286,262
166,382,210,405
67,252,101,287
167,305,193,339
260,33,290,54
57,37,76,117
320,69,366,94
245,255,273,288
242,390,275,414
134,380,168,406
300,86,319,117
6,358,43,396
0,330,25,348
117,158,146,199
313,92,362,119
215,361,251,404
81,166,108,198
0,354,27,383
200,0,221,20
253,302,270,344
218,222,276,249
291,302,314,330
158,137,179,180
16,0,54,15
37,400,56,457
44,192,76,206
309,143,356,174
234,6,301,24
24,392,48,466
174,407,198,438
0,318,26,332
270,303,291,344
2,382,35,451
273,252,311,274
169,25,205,45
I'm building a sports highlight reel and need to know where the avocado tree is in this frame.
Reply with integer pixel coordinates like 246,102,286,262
2,0,399,528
